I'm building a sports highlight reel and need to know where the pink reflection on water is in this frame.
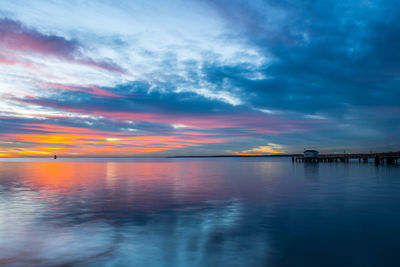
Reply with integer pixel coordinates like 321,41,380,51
0,160,232,208
0,159,276,266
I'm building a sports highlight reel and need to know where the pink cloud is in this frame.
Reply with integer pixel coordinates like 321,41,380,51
0,18,126,74
37,82,120,97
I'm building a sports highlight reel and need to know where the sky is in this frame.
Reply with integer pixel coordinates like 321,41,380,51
0,0,399,157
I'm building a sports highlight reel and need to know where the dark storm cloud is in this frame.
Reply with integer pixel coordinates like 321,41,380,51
205,0,400,114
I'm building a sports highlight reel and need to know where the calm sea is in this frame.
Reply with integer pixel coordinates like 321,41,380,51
0,157,399,266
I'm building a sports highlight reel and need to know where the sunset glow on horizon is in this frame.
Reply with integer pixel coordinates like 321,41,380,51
1,0,399,157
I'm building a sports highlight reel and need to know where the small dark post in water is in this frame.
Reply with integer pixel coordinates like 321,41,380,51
54,155,57,159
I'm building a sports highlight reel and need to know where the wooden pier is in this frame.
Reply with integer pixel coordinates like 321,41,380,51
292,152,400,165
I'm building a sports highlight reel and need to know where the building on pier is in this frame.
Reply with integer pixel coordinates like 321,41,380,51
304,150,319,158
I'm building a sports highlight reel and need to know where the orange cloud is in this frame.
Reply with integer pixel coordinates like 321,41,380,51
235,143,285,155
0,123,227,157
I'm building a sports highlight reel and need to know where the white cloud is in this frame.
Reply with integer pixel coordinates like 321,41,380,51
254,108,277,114
0,0,266,108
106,138,121,142
172,124,189,129
303,114,327,120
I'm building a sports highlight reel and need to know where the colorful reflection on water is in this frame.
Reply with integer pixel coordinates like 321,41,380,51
0,158,400,266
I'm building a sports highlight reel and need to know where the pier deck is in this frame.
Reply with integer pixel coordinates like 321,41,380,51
293,152,400,164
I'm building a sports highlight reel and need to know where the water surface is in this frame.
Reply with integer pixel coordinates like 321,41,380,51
0,157,399,266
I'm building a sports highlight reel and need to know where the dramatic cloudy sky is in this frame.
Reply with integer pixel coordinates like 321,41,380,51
0,0,399,157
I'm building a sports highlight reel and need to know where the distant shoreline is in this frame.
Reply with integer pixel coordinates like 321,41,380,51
167,154,302,158
1,152,399,159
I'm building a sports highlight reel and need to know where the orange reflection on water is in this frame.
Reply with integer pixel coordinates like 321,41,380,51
0,160,225,202
21,162,109,190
